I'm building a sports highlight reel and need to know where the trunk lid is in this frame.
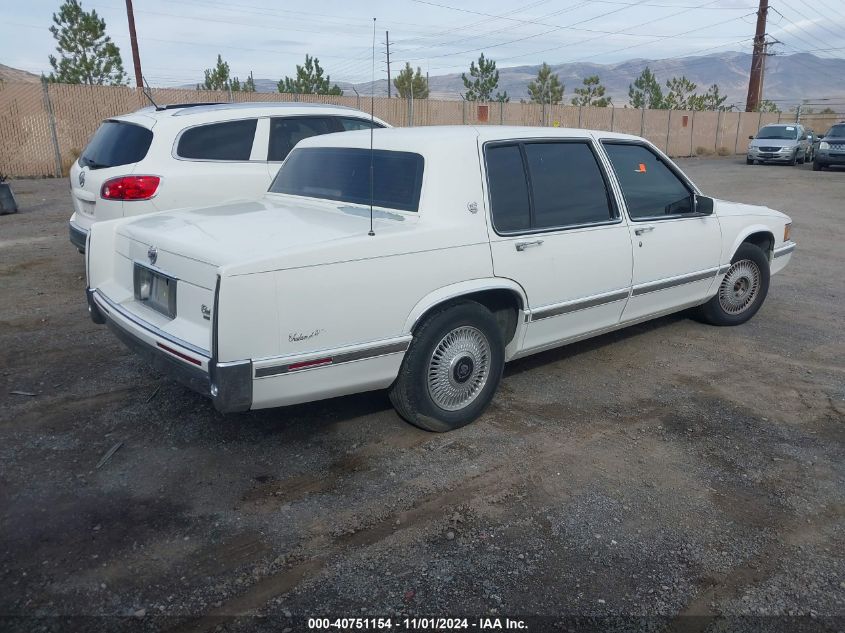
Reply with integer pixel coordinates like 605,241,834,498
115,195,394,273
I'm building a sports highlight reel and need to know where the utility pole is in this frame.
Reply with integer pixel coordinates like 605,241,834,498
125,0,143,88
744,0,768,112
385,30,391,98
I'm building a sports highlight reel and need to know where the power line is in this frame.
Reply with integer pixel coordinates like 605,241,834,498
405,0,658,61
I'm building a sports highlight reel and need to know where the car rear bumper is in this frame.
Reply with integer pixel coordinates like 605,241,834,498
69,220,88,252
86,288,252,414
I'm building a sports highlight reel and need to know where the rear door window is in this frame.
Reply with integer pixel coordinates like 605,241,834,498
485,140,614,233
268,117,335,161
176,119,257,161
602,142,693,220
523,142,614,229
79,121,153,169
269,147,424,212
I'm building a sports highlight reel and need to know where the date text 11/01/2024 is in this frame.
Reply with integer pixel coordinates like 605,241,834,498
307,617,528,630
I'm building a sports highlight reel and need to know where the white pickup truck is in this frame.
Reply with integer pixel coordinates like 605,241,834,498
85,126,795,431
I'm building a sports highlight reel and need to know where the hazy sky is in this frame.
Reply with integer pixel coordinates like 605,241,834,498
2,0,843,88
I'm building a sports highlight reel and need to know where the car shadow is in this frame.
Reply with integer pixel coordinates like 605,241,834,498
198,311,695,442
504,311,690,377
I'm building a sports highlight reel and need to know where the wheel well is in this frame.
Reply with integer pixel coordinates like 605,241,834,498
742,231,774,259
414,289,522,346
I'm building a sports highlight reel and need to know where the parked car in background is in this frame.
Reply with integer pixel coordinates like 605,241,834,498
746,123,810,165
85,126,795,431
68,102,389,252
812,122,845,171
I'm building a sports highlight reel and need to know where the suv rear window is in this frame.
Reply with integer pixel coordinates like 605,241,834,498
177,119,257,161
79,121,153,169
269,147,424,212
268,117,335,162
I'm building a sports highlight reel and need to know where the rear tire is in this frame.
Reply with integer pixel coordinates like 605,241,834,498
694,243,770,326
389,301,505,432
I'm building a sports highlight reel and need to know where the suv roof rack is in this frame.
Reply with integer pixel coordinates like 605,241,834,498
170,102,358,116
159,102,225,110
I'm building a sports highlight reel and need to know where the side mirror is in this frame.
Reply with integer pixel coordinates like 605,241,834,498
695,195,714,215
748,135,754,140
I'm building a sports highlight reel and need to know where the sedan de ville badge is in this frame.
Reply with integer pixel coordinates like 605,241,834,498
147,246,158,266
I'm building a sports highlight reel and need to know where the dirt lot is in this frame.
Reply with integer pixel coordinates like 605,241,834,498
1,158,843,633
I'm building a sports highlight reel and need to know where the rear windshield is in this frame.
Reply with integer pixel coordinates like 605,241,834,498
79,121,153,169
269,147,424,212
825,124,845,137
756,126,799,140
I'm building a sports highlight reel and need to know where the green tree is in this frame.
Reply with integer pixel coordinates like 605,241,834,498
278,55,342,95
571,75,611,107
755,99,780,113
664,75,697,110
697,84,728,111
231,71,256,92
527,63,564,105
393,63,429,99
198,54,230,91
628,66,663,109
47,0,127,85
462,53,508,102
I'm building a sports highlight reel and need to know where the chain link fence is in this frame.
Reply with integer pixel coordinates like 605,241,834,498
1,81,839,178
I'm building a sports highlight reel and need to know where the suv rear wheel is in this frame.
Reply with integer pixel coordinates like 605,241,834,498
389,301,505,432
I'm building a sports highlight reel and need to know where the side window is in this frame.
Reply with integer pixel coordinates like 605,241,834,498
486,144,531,233
523,142,613,229
602,143,693,219
337,117,383,131
176,119,257,161
268,117,335,161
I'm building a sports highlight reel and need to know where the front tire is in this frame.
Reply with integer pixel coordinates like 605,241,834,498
389,301,505,432
695,243,770,326
788,150,798,166
746,157,754,165
812,160,823,171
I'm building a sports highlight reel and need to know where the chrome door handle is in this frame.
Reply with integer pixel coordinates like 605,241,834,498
634,226,655,236
515,240,544,251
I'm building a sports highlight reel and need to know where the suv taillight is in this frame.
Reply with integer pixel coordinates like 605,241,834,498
101,176,160,201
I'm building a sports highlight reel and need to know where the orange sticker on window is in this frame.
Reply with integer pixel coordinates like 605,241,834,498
635,163,647,173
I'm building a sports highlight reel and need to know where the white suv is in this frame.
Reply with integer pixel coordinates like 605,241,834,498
68,102,389,252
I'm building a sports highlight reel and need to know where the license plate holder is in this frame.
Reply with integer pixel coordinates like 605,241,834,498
133,263,177,318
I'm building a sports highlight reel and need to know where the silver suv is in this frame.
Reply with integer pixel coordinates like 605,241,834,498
747,123,811,166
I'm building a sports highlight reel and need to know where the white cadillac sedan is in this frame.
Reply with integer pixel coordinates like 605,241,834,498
85,126,795,432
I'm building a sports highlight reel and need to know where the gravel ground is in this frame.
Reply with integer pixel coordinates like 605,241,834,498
0,157,843,633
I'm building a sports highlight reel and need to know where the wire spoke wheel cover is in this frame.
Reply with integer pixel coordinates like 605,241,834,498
427,326,491,411
719,259,761,315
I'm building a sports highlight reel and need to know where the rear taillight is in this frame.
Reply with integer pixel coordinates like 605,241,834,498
100,176,160,201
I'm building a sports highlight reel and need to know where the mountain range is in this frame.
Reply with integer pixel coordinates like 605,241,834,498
257,52,843,109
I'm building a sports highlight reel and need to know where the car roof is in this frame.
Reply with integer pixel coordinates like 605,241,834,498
111,101,387,127
294,125,641,151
